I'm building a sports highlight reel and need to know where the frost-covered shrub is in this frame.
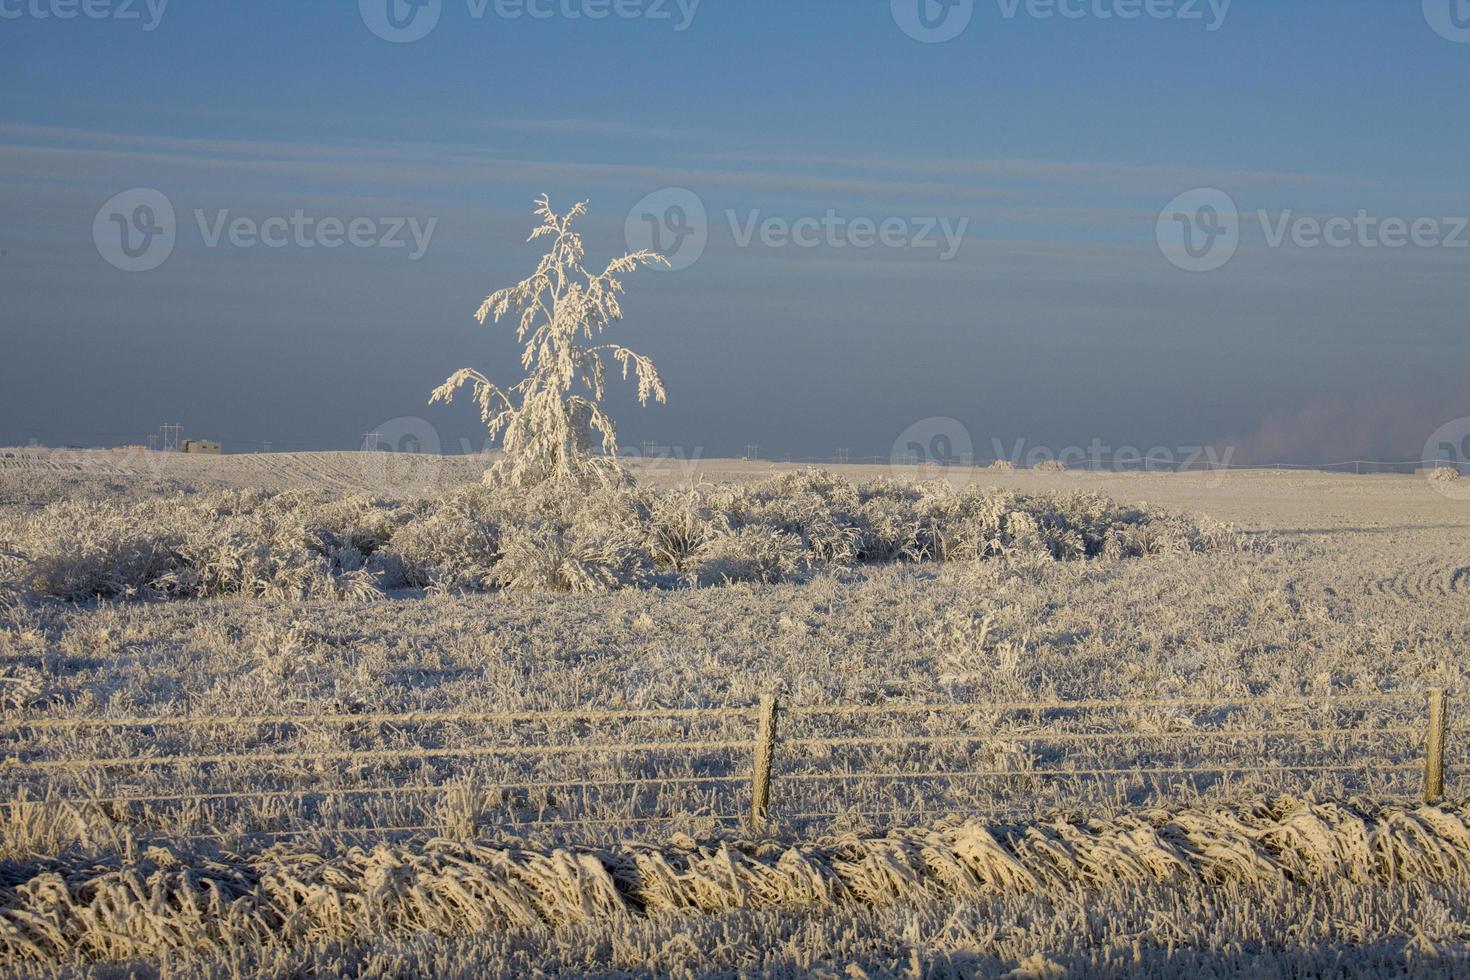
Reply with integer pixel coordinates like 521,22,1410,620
385,482,651,593
735,472,885,564
494,521,647,593
855,495,925,563
4,491,397,602
384,485,505,591
5,500,179,600
310,496,413,555
1100,510,1239,559
641,487,716,573
688,526,809,587
155,490,378,601
1,469,1243,601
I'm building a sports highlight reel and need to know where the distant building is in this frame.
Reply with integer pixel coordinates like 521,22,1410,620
112,445,149,453
181,439,222,455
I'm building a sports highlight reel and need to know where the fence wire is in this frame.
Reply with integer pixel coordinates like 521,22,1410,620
0,691,1444,849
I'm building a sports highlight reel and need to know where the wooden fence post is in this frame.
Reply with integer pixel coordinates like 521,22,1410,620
1425,688,1448,805
750,691,780,831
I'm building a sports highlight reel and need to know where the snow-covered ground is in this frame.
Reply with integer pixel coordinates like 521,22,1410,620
1,452,1467,976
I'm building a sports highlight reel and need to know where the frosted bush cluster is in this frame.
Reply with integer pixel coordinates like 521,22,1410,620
0,470,1240,601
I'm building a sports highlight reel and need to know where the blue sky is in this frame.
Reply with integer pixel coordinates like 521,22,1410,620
1,1,1467,463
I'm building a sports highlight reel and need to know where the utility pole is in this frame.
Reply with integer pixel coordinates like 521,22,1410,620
262,441,271,454
362,432,382,451
835,448,850,465
146,434,158,452
161,424,182,453
744,443,760,461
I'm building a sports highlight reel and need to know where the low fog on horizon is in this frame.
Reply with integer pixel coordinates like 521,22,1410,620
2,2,1467,467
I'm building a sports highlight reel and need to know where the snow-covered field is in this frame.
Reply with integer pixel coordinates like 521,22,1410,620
1,450,1468,977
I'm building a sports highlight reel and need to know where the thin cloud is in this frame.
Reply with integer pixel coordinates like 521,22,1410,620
684,149,1372,191
483,118,693,140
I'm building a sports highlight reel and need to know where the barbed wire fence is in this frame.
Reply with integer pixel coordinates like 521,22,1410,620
0,691,1451,851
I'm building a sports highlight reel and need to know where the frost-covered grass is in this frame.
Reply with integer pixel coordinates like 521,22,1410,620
3,797,1469,975
0,469,1241,602
147,878,1470,979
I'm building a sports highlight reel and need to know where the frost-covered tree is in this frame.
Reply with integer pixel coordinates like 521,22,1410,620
431,195,668,489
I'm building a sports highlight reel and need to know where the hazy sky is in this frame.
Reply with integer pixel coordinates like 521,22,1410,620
1,1,1467,464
